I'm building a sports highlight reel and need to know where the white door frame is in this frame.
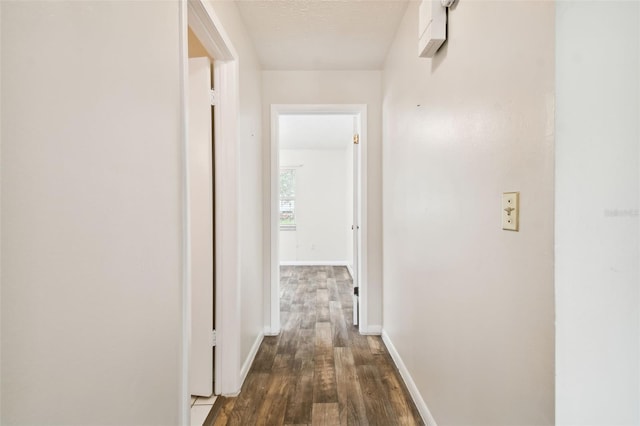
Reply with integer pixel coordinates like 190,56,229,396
187,56,215,398
268,104,369,335
181,1,241,423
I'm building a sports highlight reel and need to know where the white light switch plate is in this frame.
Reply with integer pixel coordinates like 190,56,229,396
502,192,519,231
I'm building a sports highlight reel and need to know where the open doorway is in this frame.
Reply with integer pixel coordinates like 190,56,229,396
269,105,368,334
187,30,215,397
278,114,354,272
182,0,241,424
186,25,217,424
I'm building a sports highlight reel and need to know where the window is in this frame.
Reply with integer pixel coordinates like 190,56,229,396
280,168,296,230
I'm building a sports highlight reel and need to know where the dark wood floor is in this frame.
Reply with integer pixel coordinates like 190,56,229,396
210,265,424,426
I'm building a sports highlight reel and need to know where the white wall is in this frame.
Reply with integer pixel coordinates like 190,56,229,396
263,70,383,329
382,2,555,425
208,0,264,378
280,226,298,260
555,2,640,424
279,148,350,262
1,2,184,424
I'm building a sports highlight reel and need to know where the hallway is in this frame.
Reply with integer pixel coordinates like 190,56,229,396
3,1,638,424
210,266,423,425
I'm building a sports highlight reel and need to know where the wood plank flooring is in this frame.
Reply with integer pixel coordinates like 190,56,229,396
210,266,424,426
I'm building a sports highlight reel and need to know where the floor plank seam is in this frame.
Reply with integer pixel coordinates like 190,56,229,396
209,266,424,426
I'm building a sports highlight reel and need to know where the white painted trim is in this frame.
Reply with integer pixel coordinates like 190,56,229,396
264,326,280,337
346,263,354,279
381,330,438,426
187,0,236,60
178,1,190,424
269,106,281,337
279,261,351,267
0,2,2,421
359,325,382,335
183,0,242,406
358,108,369,333
213,58,241,396
237,332,264,396
269,104,370,335
264,323,281,336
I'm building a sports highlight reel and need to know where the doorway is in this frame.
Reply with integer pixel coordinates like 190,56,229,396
186,27,216,425
182,0,242,424
269,105,368,334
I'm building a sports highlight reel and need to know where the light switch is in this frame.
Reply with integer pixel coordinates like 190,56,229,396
502,192,519,231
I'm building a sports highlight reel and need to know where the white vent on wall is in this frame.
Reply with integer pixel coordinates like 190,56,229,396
418,0,447,58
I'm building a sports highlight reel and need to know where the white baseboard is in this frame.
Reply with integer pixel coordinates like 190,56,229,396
264,326,280,336
279,260,350,267
359,325,382,335
239,332,264,387
381,330,438,426
346,263,354,279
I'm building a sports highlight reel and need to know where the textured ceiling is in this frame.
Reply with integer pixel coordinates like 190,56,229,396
234,0,410,70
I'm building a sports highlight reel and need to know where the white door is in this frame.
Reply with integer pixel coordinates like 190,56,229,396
188,57,214,397
352,116,360,326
